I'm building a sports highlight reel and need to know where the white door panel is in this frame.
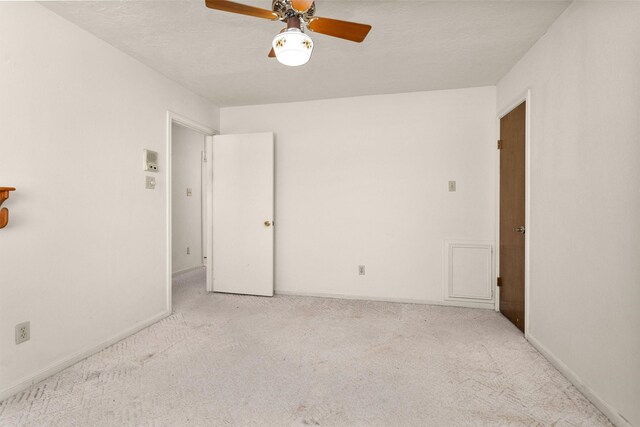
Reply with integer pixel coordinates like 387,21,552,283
212,132,274,296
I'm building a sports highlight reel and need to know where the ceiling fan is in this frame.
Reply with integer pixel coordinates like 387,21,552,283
204,0,372,66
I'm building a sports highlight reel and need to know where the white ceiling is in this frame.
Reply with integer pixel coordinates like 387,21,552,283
43,0,570,106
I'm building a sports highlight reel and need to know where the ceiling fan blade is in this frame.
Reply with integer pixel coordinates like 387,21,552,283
205,0,278,20
307,17,371,43
291,0,314,12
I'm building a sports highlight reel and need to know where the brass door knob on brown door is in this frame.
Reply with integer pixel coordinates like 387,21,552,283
513,226,525,234
264,221,272,227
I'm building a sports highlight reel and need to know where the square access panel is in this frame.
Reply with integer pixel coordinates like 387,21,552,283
444,240,494,303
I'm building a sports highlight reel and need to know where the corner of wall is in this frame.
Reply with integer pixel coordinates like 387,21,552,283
527,334,631,427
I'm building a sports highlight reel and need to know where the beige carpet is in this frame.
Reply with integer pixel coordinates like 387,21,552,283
0,267,611,426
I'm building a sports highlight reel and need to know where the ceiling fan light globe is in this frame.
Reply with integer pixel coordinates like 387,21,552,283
272,29,313,67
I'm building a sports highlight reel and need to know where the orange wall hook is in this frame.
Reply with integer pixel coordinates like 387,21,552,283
0,187,16,229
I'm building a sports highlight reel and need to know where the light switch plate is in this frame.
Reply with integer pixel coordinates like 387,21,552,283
145,176,156,190
448,181,456,192
186,188,192,197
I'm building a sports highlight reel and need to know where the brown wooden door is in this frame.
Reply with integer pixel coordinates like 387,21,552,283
499,102,526,332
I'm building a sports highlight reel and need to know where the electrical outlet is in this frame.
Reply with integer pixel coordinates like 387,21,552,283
448,181,456,192
358,265,366,276
15,321,30,345
187,247,190,255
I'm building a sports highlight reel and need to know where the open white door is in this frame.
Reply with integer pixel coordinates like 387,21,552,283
212,132,274,296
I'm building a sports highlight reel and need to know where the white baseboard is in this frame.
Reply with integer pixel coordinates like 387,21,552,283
0,310,171,402
275,289,494,310
527,333,631,427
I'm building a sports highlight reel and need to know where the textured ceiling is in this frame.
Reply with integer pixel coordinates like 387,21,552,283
42,1,570,106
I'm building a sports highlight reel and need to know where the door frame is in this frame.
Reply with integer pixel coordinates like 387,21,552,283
166,111,217,313
495,89,531,336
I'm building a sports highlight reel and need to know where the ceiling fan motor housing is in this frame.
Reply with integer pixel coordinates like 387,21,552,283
272,0,315,22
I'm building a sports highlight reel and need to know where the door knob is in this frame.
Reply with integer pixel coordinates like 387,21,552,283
264,220,272,227
513,226,525,234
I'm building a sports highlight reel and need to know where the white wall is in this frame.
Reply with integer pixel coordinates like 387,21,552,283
171,124,205,274
0,3,219,398
221,87,496,305
497,2,640,426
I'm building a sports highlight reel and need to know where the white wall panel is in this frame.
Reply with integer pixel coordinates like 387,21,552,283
497,2,640,425
0,3,218,398
221,87,496,306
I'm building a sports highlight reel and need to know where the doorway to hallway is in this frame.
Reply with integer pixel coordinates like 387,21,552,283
171,123,207,277
167,112,216,311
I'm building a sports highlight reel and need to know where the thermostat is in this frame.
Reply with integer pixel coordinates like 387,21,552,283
143,149,158,172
